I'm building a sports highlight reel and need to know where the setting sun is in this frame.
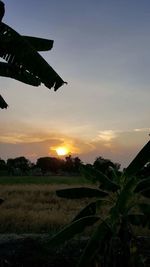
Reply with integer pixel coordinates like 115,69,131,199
56,147,69,156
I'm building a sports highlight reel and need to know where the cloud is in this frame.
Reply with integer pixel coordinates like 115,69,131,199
134,128,150,132
0,131,83,162
0,126,149,168
95,130,117,142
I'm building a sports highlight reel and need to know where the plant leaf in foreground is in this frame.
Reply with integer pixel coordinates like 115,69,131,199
49,216,100,247
125,140,150,176
56,187,108,199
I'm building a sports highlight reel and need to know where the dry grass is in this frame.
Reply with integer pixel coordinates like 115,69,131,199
0,183,149,236
0,184,92,233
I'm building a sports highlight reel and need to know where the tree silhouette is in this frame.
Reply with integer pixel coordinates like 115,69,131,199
7,157,31,175
36,157,64,174
0,157,6,171
0,1,67,108
93,156,120,178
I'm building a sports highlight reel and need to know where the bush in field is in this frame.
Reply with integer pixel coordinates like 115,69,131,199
50,141,150,267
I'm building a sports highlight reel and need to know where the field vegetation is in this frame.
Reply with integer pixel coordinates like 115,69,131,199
0,176,93,233
0,144,150,266
0,175,88,185
0,175,149,237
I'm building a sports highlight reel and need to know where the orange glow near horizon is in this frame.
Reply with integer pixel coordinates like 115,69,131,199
55,146,69,156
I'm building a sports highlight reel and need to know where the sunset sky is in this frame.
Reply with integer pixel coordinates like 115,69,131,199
0,0,150,167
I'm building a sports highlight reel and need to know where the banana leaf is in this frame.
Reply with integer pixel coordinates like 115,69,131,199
81,166,120,192
0,22,66,91
125,141,150,176
78,219,112,267
72,199,110,222
0,62,41,86
128,214,148,228
0,1,4,22
49,216,100,247
138,203,150,215
140,188,150,198
56,187,108,199
134,177,150,194
113,177,137,215
23,36,53,51
72,202,97,222
0,94,8,109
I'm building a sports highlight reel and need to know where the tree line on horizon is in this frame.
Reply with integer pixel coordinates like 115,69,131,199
0,155,149,178
0,155,121,177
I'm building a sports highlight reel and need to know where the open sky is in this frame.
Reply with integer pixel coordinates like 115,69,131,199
0,0,150,167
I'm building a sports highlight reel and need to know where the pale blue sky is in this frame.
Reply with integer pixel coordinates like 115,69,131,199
0,0,150,166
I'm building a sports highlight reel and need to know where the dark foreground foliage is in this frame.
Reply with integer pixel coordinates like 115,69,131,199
52,140,150,267
0,235,149,267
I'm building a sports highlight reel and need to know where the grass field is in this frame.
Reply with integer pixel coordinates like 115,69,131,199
0,175,93,234
0,175,149,236
0,175,89,185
